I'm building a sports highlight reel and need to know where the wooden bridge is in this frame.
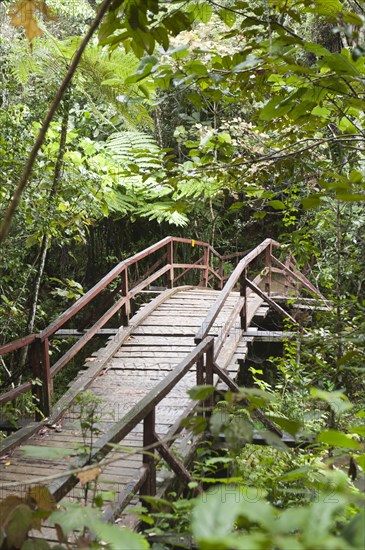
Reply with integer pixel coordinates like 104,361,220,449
0,237,326,542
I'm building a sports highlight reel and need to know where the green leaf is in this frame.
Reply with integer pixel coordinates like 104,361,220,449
93,523,149,549
21,540,51,549
316,430,361,450
49,503,102,536
349,425,365,436
260,97,292,121
204,456,234,466
310,388,352,414
209,410,230,437
191,3,213,24
219,8,236,27
266,415,302,436
188,385,215,400
238,387,276,407
278,466,311,482
168,44,189,59
232,54,260,72
256,430,289,451
21,446,76,459
236,498,276,530
321,53,360,77
7,505,33,548
349,170,363,184
311,105,331,117
342,511,365,549
335,193,365,202
164,12,192,35
185,60,208,76
303,41,330,57
192,488,241,541
336,350,360,366
302,195,322,209
268,200,285,210
313,0,342,15
125,55,158,83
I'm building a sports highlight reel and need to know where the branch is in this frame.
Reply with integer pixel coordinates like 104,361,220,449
0,433,180,490
191,135,364,173
0,0,117,246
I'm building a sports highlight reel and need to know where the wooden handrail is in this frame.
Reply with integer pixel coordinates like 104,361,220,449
195,238,279,342
50,337,215,501
0,237,250,414
40,236,172,340
0,237,324,510
0,334,37,356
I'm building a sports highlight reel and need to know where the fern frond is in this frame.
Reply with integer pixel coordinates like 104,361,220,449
173,177,222,200
105,131,161,170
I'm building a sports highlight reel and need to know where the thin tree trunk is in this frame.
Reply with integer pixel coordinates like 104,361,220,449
19,99,70,370
0,0,115,245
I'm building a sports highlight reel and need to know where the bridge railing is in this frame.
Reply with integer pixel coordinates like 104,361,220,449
0,237,248,420
50,336,216,503
195,238,280,344
0,238,328,515
195,238,329,355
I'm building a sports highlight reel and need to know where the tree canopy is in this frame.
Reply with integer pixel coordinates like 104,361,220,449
0,0,364,548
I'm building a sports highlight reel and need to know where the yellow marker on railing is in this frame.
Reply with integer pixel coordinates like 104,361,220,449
191,239,195,247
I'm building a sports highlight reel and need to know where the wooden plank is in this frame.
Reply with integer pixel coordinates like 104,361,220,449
47,287,192,425
195,239,278,342
0,288,192,457
49,338,214,501
54,328,119,338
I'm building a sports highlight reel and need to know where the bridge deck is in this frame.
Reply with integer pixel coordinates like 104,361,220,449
0,286,267,541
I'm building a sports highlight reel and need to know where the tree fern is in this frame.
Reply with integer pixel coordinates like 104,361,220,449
105,130,161,169
9,36,154,130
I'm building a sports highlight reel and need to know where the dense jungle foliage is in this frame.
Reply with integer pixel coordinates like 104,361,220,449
0,0,364,548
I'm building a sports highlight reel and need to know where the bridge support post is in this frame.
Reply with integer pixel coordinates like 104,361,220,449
205,343,214,413
218,259,224,290
121,268,130,326
265,242,272,296
240,269,248,331
141,409,156,498
202,246,209,287
30,337,51,420
196,355,204,386
167,241,174,289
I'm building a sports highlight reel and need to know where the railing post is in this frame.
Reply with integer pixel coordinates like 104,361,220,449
202,246,209,287
205,343,214,413
284,256,290,295
240,269,248,331
265,242,272,296
121,267,130,326
218,258,224,290
196,354,204,386
30,337,51,420
140,409,156,497
167,240,174,288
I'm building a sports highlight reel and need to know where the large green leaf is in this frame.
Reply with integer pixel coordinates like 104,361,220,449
316,430,361,450
342,511,365,549
192,488,241,540
188,385,215,401
21,446,76,459
49,504,102,536
93,523,149,549
310,388,352,414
